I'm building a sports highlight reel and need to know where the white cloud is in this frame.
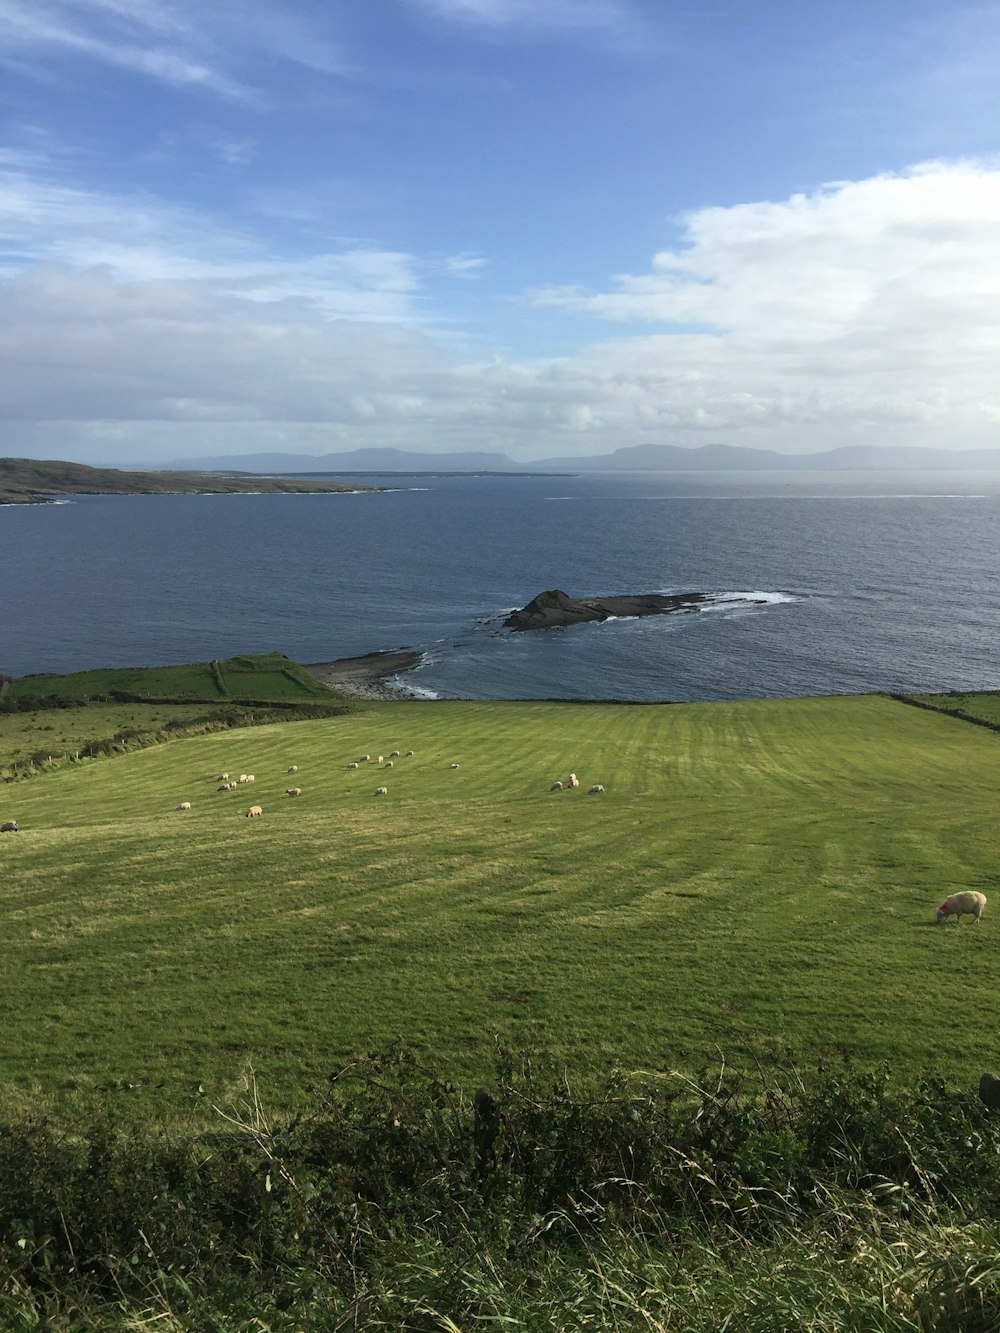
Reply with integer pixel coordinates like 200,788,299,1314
2,159,1000,462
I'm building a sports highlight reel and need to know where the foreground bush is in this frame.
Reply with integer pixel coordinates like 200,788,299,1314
1,1048,999,1330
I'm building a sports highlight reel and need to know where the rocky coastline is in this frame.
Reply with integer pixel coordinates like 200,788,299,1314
304,650,423,701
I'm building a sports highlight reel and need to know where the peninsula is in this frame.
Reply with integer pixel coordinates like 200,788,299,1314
504,588,710,631
0,457,379,505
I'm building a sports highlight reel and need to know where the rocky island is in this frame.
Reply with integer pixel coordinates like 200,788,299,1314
503,588,710,631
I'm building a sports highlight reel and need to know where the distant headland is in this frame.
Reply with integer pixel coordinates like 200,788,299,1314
0,458,380,505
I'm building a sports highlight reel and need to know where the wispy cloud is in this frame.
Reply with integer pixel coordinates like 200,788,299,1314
0,0,347,98
405,0,645,41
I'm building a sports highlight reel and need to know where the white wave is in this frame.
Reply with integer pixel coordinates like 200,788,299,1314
712,590,797,605
390,677,439,699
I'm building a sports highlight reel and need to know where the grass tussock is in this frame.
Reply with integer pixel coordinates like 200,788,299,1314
1,1049,1000,1329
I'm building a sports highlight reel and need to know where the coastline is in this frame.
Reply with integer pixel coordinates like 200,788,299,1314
304,649,424,701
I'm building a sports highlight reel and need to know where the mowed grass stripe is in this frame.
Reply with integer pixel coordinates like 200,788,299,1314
1,694,998,1122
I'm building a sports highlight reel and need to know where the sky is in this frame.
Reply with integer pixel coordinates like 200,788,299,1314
1,0,999,464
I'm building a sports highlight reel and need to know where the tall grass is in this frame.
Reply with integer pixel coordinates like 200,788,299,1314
1,1050,999,1329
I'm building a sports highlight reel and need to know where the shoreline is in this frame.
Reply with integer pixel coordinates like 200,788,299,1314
304,649,424,701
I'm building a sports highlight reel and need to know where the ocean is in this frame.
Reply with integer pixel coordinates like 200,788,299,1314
3,469,999,702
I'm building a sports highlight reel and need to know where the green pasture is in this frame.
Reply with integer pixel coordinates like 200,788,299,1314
0,702,220,771
1,693,997,1124
910,689,1000,727
2,651,336,705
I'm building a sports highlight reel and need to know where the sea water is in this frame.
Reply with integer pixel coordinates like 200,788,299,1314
2,469,999,701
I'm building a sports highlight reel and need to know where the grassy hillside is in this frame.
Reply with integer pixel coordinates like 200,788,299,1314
1,693,997,1125
2,651,337,707
0,455,374,503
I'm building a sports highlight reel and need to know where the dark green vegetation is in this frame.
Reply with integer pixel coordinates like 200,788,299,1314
0,456,374,504
3,687,1000,1326
904,689,1000,728
3,1051,1000,1330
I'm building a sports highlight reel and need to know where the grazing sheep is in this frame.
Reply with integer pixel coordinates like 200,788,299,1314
389,750,400,758
245,774,255,784
238,774,249,784
406,750,415,757
359,755,370,763
245,805,263,818
450,763,460,769
550,781,563,791
217,784,232,792
567,773,580,789
588,784,605,795
376,755,384,764
176,801,192,811
384,761,393,769
374,786,388,796
287,765,298,774
217,772,229,782
936,891,987,924
0,820,18,833
286,787,302,797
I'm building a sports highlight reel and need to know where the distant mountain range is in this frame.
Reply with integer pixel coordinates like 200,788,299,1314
164,443,1000,474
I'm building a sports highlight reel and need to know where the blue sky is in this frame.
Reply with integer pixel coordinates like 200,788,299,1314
1,0,999,462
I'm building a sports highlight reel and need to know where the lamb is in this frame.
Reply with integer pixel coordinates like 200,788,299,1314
567,773,580,789
374,786,388,796
245,805,263,818
936,891,987,924
286,787,302,797
176,801,192,811
588,784,605,795
0,820,17,833
550,781,563,791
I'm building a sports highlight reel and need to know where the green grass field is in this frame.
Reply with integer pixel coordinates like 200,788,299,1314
1,693,997,1125
2,651,337,705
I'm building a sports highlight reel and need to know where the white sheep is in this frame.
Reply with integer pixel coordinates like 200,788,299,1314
238,774,249,784
217,784,232,792
217,772,229,782
347,762,359,770
567,773,580,789
359,755,370,763
406,750,415,757
588,784,605,795
384,761,393,768
176,801,192,811
550,781,563,791
936,891,987,924
0,820,18,833
376,755,384,764
450,763,460,769
245,805,263,818
245,774,255,784
287,765,298,774
374,786,388,796
286,787,302,797
389,750,400,758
